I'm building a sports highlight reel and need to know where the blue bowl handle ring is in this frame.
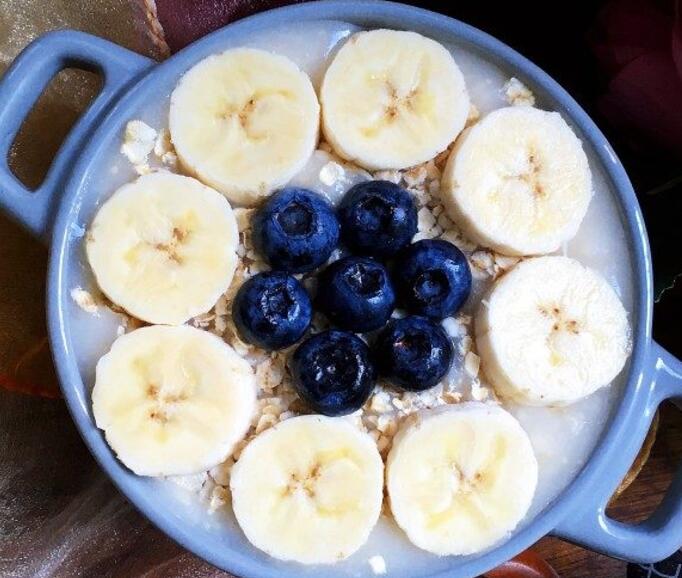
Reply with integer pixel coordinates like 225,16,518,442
553,341,682,562
0,30,153,241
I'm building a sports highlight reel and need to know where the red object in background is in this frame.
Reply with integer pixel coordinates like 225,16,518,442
152,0,304,53
674,7,682,78
589,0,682,158
485,549,561,578
0,336,60,399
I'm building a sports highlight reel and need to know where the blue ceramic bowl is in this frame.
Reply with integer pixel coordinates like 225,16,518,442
1,2,681,577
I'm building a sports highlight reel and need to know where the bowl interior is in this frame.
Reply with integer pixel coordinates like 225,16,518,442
49,3,647,578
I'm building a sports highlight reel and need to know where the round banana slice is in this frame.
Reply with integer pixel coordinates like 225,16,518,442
230,415,384,564
387,403,538,556
442,106,592,256
86,172,239,325
169,48,320,206
476,256,631,405
320,29,470,170
92,325,256,476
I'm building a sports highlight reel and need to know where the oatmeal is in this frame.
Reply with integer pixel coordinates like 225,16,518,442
73,19,634,572
70,286,99,315
503,76,536,106
109,126,523,495
114,121,509,506
152,137,509,501
120,119,156,174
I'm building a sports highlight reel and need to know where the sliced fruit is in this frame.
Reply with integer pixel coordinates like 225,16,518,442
230,415,384,564
86,172,238,325
441,106,593,256
321,29,469,170
169,48,320,206
92,325,256,476
476,256,631,405
386,403,538,556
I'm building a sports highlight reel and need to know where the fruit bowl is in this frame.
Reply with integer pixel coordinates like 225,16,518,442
0,2,681,577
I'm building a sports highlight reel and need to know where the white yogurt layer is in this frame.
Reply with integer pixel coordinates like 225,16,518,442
236,20,633,521
70,19,635,576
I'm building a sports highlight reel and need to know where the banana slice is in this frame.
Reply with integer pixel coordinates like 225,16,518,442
86,172,238,325
230,415,384,564
476,256,631,405
169,48,320,206
442,106,592,256
387,403,538,556
92,325,256,476
320,29,469,170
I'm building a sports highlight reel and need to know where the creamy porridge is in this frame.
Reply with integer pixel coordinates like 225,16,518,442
70,19,633,572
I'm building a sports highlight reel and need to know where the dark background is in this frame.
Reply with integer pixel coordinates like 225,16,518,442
416,0,681,356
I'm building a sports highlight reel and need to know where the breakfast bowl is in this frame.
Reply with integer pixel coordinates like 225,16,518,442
0,1,681,577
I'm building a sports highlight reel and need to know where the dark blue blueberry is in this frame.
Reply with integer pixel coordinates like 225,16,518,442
290,330,376,416
337,180,417,258
373,316,453,391
393,239,471,319
232,271,312,350
316,256,395,333
252,187,340,273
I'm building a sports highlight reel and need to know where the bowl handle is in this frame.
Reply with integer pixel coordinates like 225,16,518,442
0,30,154,241
553,341,682,562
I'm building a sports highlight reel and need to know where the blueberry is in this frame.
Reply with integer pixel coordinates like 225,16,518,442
316,256,395,333
290,330,376,416
232,271,312,350
253,187,340,273
337,180,417,258
393,239,472,319
373,316,453,391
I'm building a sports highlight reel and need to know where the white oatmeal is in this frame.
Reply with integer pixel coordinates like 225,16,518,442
67,20,636,575
503,77,536,107
369,554,387,575
70,287,100,315
112,108,524,508
121,120,179,175
120,120,156,174
133,130,517,507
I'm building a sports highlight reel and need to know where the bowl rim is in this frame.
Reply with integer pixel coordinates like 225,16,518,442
47,2,653,577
